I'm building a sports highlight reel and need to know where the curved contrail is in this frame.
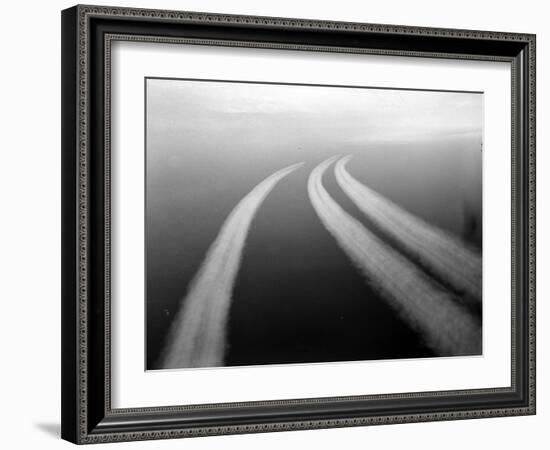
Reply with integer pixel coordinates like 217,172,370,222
335,155,482,303
308,156,480,356
160,162,303,369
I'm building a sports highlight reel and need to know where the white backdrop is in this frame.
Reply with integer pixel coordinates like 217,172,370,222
0,0,546,449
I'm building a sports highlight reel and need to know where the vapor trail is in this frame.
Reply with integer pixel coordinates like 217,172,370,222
308,156,480,356
161,162,303,369
335,155,482,303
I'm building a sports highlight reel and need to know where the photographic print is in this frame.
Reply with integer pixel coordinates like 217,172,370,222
145,78,483,371
61,8,536,442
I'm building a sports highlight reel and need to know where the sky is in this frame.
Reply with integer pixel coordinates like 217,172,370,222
146,78,483,156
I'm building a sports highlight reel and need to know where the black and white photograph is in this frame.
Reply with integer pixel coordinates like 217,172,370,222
54,4,537,445
146,78,483,370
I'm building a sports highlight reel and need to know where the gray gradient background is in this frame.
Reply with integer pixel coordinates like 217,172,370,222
145,78,483,369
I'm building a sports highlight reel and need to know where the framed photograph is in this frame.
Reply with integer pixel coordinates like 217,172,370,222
61,5,536,444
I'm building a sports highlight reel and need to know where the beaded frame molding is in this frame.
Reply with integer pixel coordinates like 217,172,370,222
61,4,536,444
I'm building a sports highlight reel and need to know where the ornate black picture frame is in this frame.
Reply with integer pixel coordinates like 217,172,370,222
61,4,536,444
